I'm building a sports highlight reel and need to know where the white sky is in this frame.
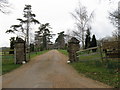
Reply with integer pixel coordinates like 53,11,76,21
0,0,119,47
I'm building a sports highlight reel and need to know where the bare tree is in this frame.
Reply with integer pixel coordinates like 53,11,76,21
112,29,119,40
0,0,10,13
65,29,74,43
109,10,119,28
98,0,116,3
71,2,94,48
109,1,120,41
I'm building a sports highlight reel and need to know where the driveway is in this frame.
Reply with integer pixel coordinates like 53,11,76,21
2,50,111,88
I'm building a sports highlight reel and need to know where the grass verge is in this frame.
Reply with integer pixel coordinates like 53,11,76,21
2,50,49,75
58,49,68,56
58,49,119,88
2,55,20,75
30,50,49,59
71,60,119,88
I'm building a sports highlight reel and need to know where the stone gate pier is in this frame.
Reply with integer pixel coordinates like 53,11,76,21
67,37,80,63
14,38,26,64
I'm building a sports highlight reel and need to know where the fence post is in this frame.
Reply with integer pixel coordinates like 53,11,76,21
99,45,103,62
67,37,80,63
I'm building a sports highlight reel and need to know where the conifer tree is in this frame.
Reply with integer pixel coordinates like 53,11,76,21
91,35,97,52
85,28,91,49
9,37,15,54
55,31,65,49
37,23,54,50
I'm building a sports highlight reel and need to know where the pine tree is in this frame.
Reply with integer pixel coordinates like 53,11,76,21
85,28,91,49
91,35,97,52
37,23,54,50
6,5,40,43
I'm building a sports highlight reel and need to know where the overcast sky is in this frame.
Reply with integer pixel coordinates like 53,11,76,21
0,0,119,47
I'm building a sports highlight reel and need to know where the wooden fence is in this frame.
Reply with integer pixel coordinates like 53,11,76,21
1,49,14,61
77,46,104,61
77,41,120,61
102,41,120,59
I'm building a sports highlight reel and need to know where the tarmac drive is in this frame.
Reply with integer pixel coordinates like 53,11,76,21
2,50,112,88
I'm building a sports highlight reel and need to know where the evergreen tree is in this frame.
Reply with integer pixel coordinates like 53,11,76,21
30,43,34,52
85,28,91,49
6,5,40,43
9,37,15,54
37,23,54,50
55,31,65,49
91,35,97,52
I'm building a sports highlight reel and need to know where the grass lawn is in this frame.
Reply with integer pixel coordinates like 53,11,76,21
2,55,20,75
30,50,49,59
2,50,49,75
58,49,120,88
58,49,68,56
71,60,119,88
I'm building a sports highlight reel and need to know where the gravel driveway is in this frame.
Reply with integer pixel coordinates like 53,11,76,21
2,50,111,88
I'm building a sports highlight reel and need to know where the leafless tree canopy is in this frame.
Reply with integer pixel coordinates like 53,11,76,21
0,0,11,13
71,2,94,48
109,1,120,41
109,10,120,28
